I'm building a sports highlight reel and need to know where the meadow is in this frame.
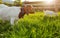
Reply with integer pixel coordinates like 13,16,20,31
0,12,60,38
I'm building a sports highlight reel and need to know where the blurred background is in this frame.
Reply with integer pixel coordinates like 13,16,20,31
0,0,60,12
0,0,22,6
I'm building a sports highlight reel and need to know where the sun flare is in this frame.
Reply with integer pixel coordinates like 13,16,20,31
45,0,54,4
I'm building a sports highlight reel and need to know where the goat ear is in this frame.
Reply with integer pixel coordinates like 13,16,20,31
18,12,21,18
18,11,25,18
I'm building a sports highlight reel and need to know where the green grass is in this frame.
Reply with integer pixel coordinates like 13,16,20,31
0,12,60,38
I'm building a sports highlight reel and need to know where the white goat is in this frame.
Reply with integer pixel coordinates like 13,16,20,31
43,10,58,16
0,4,21,25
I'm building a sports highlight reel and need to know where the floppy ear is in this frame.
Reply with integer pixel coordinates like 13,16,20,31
18,8,22,18
18,12,22,18
19,12,25,18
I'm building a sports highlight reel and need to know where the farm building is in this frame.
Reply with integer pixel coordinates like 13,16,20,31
23,0,60,12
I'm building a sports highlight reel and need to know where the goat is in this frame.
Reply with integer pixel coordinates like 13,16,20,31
0,4,30,25
43,10,58,16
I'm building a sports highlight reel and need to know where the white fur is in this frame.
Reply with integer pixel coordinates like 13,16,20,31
0,4,21,25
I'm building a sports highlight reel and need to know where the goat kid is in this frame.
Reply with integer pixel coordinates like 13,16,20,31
43,10,58,16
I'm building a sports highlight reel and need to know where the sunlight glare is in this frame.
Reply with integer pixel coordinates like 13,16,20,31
45,0,54,4
12,0,15,1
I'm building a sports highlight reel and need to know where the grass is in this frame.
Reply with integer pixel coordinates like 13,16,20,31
0,12,60,38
